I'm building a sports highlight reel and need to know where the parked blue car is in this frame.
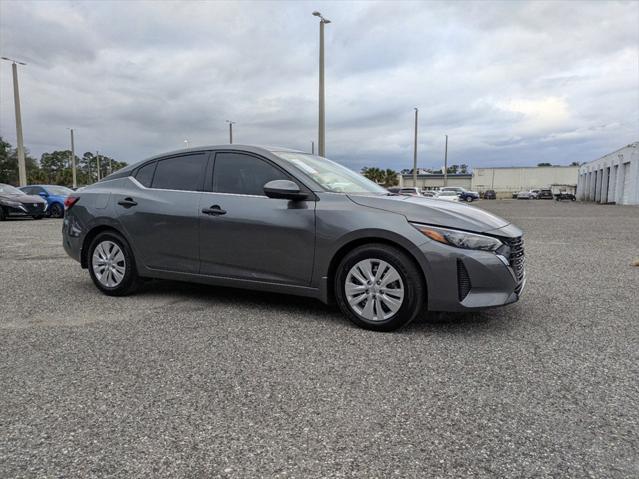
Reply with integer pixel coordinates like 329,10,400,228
20,185,73,218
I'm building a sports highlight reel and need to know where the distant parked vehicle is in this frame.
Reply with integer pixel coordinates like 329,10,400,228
0,183,48,220
440,187,479,202
388,187,425,197
483,190,496,200
517,191,533,199
555,192,576,201
537,189,553,200
421,190,436,197
529,189,541,199
512,192,519,199
20,184,73,218
434,191,460,202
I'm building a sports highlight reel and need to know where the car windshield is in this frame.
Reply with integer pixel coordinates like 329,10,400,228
0,184,23,195
46,186,73,195
273,152,389,194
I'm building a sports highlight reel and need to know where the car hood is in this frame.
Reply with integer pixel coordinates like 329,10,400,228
347,194,510,233
0,193,46,204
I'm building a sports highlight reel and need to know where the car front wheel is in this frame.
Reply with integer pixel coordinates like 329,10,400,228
88,231,140,296
334,244,425,332
49,203,64,218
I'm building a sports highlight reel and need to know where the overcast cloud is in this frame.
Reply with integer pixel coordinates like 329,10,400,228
1,0,637,171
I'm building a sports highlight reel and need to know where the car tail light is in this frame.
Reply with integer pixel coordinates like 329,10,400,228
64,196,80,209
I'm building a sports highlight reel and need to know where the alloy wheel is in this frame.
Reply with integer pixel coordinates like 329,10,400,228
345,258,405,321
92,240,126,287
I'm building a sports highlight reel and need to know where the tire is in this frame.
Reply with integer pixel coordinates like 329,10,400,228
465,196,473,202
334,243,425,332
50,202,64,218
88,231,140,296
0,206,5,221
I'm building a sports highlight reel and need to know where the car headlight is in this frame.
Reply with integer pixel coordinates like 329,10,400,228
411,223,502,251
1,199,22,207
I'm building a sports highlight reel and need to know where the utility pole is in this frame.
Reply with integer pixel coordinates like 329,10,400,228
226,120,235,144
96,151,100,181
2,57,27,186
311,141,315,155
444,134,448,187
313,11,331,157
413,108,418,188
69,129,77,188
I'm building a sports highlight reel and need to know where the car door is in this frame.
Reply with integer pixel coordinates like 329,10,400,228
116,152,209,274
199,151,316,286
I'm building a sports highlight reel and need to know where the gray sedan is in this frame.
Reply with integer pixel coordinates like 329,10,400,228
62,145,525,331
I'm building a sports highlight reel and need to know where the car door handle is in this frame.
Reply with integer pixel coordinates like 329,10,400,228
118,197,138,207
202,205,226,216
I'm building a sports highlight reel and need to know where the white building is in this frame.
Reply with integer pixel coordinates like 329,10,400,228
471,166,579,198
576,142,639,205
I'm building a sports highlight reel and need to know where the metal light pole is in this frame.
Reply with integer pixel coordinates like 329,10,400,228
226,120,235,144
68,128,77,188
444,134,448,187
96,151,100,181
311,141,315,155
413,108,418,188
313,11,330,157
2,57,27,186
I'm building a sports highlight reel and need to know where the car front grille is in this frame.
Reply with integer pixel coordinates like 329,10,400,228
22,202,45,215
504,236,525,284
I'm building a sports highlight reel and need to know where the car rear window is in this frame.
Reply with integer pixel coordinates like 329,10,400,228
135,161,157,187
151,154,208,191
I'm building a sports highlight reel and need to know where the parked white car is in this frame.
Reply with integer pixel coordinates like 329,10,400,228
434,191,460,202
517,190,533,199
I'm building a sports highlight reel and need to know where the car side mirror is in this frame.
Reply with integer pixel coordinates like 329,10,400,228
263,180,308,200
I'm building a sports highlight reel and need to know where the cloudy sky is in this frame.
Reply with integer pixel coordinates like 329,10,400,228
1,0,637,171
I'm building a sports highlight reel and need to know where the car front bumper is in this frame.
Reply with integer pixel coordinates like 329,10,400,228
419,237,525,312
2,202,47,217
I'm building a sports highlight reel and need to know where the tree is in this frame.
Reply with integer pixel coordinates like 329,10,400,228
570,161,581,166
0,137,43,185
537,162,552,167
0,137,127,187
361,167,399,187
383,169,399,187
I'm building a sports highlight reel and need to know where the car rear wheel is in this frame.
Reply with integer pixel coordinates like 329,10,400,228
465,196,473,202
88,231,140,296
334,244,425,332
49,203,64,218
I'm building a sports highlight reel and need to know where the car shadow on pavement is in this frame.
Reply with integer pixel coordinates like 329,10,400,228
135,279,516,334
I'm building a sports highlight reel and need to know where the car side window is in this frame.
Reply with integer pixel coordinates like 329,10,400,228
151,154,207,191
212,153,289,196
135,161,157,188
21,187,33,194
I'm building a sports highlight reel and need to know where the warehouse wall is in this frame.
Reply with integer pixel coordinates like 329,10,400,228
400,175,472,189
471,166,579,195
576,142,638,205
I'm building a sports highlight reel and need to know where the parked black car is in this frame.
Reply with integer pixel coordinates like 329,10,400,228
483,190,496,200
555,192,576,201
537,189,553,200
0,183,48,220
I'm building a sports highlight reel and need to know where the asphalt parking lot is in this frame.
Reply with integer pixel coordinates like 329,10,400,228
1,200,638,478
